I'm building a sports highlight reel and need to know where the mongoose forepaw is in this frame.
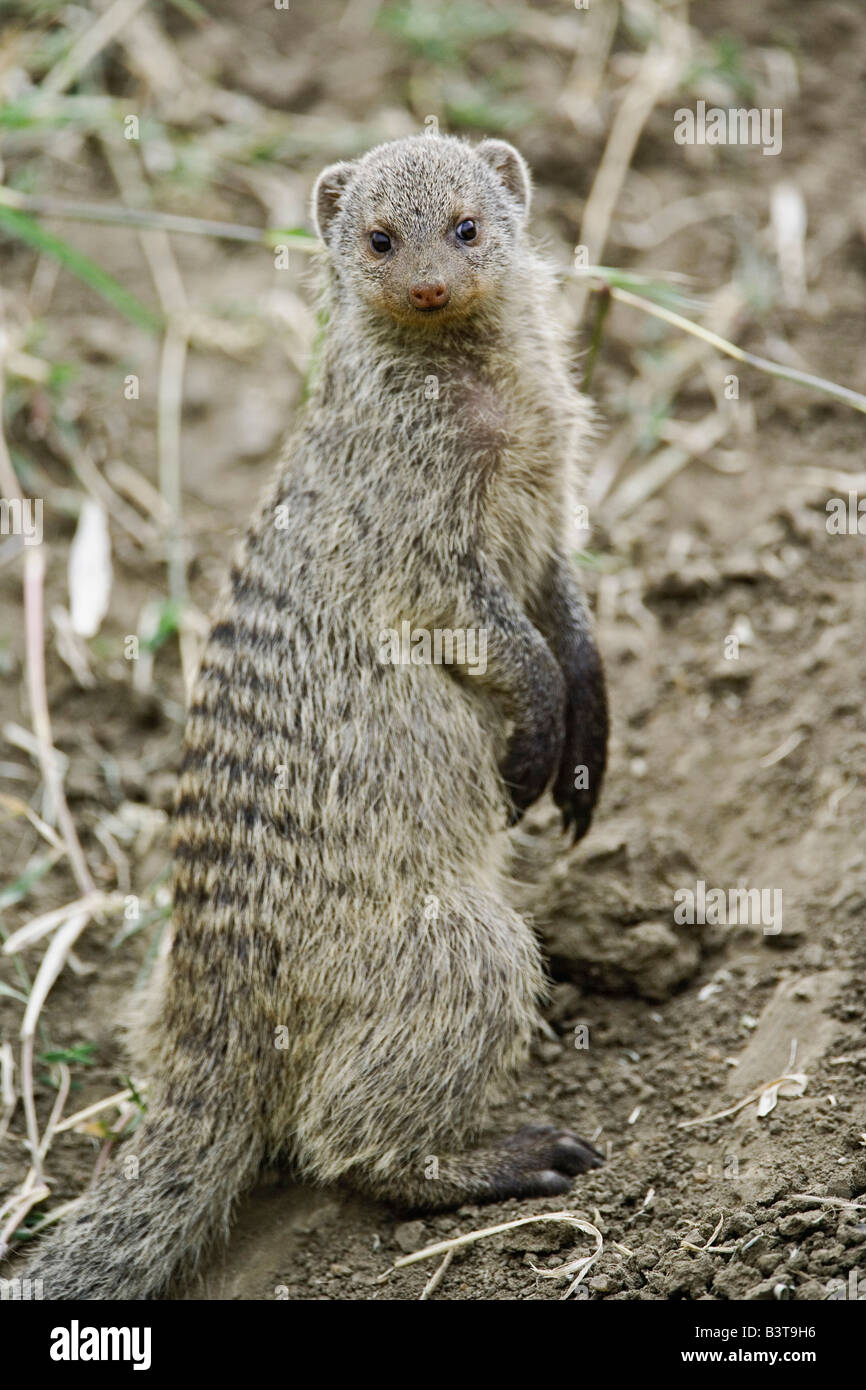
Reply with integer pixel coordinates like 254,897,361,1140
500,720,565,827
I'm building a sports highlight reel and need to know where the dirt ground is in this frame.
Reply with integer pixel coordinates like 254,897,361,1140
1,0,864,1300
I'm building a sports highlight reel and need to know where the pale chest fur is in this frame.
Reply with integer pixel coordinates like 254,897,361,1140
442,364,577,605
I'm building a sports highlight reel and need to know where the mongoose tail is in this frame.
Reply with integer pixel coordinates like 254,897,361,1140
19,1092,263,1300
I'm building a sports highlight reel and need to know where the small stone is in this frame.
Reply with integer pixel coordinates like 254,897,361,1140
726,1210,755,1237
635,1249,659,1270
756,1178,789,1205
795,1281,827,1301
778,1211,829,1238
824,1174,855,1198
839,1221,866,1247
393,1221,427,1253
745,1278,792,1301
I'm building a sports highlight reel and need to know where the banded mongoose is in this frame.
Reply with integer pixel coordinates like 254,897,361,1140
23,134,609,1300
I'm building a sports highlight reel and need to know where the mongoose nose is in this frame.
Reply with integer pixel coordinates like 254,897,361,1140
410,281,450,310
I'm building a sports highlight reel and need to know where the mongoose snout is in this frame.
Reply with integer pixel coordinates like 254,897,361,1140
409,279,450,310
21,134,609,1301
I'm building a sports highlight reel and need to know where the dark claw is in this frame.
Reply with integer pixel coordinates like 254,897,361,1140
549,1134,605,1174
559,798,593,846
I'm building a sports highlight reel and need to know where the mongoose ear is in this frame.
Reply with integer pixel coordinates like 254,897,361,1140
476,139,531,219
312,161,357,244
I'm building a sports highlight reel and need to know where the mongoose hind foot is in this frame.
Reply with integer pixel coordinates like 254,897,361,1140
452,1123,607,1206
491,1123,606,1200
354,1124,605,1213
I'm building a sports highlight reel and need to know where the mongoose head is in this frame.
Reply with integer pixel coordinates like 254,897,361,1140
312,135,531,330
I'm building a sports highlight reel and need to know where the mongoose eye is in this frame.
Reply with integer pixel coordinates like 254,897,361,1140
370,231,392,254
456,219,477,243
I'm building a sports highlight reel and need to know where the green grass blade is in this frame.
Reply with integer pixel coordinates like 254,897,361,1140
0,204,162,333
